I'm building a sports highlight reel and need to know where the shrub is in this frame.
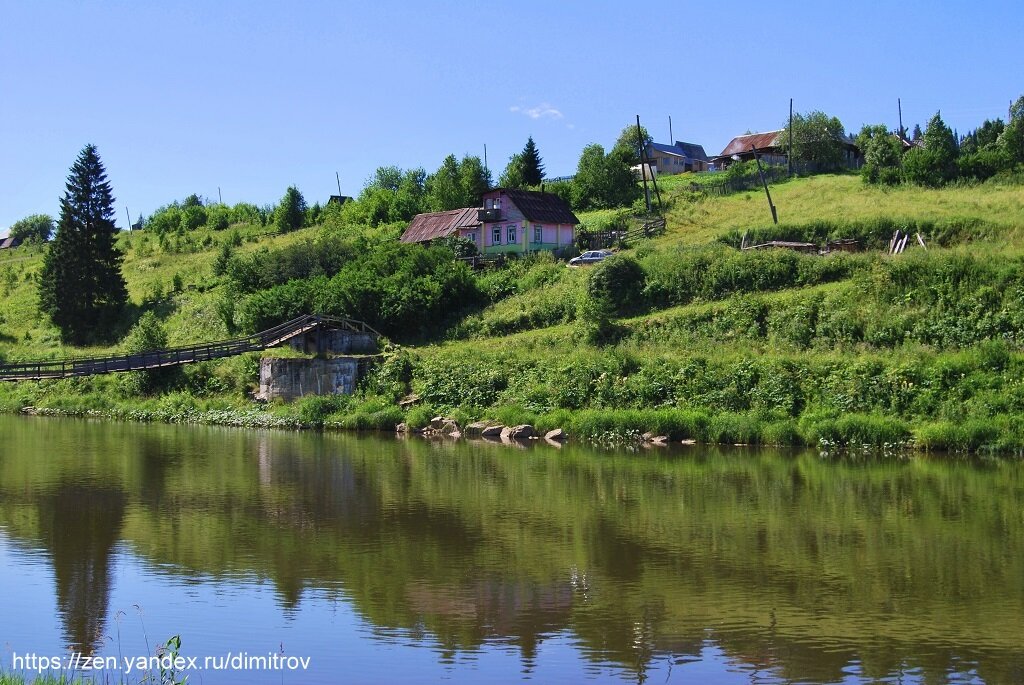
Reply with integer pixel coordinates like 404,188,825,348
119,312,181,395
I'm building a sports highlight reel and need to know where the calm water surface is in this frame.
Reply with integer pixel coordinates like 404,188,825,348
0,415,1022,684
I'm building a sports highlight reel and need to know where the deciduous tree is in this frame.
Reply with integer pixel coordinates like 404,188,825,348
780,110,847,171
8,214,54,243
275,186,307,233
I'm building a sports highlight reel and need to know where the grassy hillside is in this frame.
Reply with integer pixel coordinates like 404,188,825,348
2,172,1024,452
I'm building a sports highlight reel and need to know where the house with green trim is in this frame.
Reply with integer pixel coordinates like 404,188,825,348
399,188,578,256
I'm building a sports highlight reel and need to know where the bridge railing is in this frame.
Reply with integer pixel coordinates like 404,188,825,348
0,314,380,381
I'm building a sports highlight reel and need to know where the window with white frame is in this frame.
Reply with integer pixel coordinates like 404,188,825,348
507,225,517,243
533,226,543,243
492,227,501,244
467,232,476,243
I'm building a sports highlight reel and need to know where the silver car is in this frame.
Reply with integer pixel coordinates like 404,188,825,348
568,249,613,266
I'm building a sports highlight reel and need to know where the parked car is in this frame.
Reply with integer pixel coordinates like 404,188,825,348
568,250,613,266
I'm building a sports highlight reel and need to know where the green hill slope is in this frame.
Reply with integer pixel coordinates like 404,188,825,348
2,173,1023,452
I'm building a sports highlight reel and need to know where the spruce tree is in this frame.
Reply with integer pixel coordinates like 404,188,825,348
39,145,128,344
520,136,545,186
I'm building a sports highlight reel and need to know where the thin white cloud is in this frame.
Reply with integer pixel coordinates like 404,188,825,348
509,103,564,121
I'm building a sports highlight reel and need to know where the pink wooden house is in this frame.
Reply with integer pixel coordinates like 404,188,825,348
400,188,578,256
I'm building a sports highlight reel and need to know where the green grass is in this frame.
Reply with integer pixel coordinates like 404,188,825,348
3,173,1024,452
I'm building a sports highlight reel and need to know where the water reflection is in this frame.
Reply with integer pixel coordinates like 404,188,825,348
0,416,1023,683
35,481,125,654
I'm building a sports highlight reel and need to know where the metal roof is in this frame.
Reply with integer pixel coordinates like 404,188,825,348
399,207,479,244
649,142,687,157
501,189,579,225
717,131,784,158
674,141,710,162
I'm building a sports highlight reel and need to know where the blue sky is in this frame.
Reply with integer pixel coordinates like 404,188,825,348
2,0,1022,229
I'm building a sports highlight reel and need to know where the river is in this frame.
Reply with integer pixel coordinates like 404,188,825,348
0,415,1021,683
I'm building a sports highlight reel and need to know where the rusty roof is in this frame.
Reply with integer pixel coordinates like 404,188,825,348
400,207,479,244
502,188,579,225
717,130,783,158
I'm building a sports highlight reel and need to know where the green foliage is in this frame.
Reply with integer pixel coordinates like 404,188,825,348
499,152,527,189
959,118,1005,155
120,311,180,395
903,112,959,187
38,144,128,344
780,110,847,171
424,154,491,211
958,146,1013,181
641,244,855,308
8,214,54,243
857,124,903,185
997,96,1024,165
227,235,354,293
588,254,645,315
237,242,479,341
571,143,640,210
343,166,427,226
275,186,307,233
611,123,653,166
297,394,351,428
520,136,545,186
718,216,993,251
212,241,233,277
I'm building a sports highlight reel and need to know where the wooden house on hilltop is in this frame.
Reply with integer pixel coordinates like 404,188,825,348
400,188,578,256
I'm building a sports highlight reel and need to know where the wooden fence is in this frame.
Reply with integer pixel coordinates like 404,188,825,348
578,216,666,250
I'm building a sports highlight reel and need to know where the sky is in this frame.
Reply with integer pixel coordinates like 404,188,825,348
2,0,1022,230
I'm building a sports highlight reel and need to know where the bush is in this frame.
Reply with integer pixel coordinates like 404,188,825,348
119,312,181,395
587,254,645,315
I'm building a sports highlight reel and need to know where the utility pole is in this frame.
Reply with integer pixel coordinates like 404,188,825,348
788,98,794,176
898,98,904,139
218,187,223,204
125,207,133,231
636,115,662,212
637,116,651,212
751,144,778,224
336,172,342,197
484,144,489,186
669,115,673,143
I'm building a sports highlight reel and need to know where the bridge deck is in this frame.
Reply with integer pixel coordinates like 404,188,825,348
0,315,379,382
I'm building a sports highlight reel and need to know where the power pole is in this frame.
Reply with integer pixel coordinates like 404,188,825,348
637,116,651,212
336,172,342,197
636,115,662,213
788,98,794,177
125,207,132,231
218,187,223,204
751,144,778,224
484,144,489,187
669,115,673,143
898,98,904,139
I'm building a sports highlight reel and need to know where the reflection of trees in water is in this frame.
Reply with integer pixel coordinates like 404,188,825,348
35,481,126,655
4,418,1024,682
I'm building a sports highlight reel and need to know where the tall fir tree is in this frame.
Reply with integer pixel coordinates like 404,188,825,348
39,145,128,344
519,136,545,186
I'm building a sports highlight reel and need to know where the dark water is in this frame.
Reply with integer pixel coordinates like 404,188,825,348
0,415,1022,684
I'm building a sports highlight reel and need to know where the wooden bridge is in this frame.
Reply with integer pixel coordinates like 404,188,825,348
0,315,380,382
